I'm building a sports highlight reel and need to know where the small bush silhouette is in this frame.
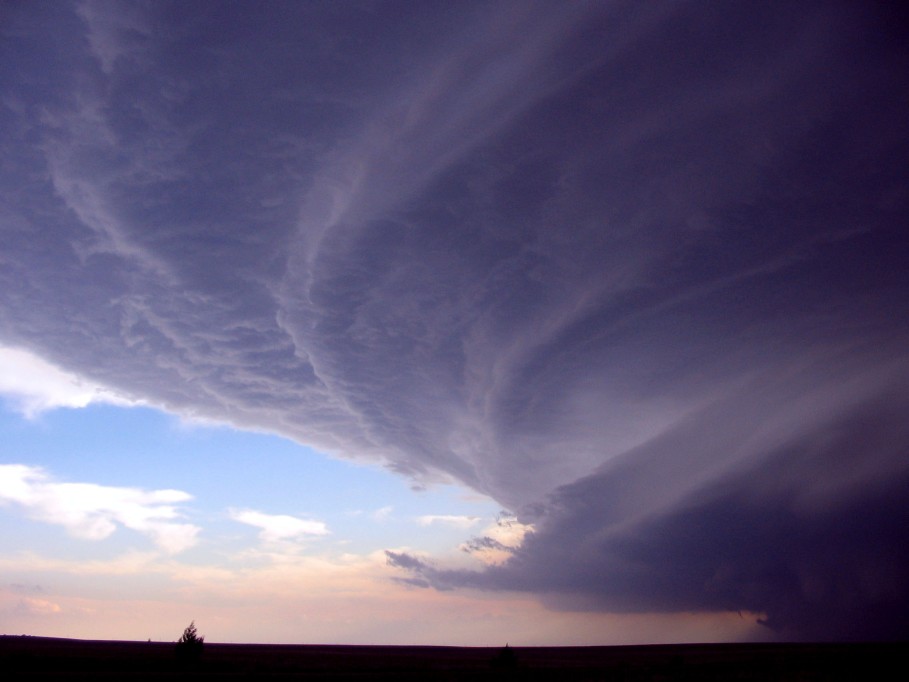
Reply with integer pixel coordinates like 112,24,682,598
175,621,204,662
491,643,518,669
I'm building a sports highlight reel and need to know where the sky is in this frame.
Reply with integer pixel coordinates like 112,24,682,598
0,0,907,645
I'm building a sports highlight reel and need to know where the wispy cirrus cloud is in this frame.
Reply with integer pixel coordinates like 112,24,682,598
0,464,198,553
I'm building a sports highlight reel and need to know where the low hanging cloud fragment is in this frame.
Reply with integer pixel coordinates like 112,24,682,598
1,0,908,640
459,512,532,565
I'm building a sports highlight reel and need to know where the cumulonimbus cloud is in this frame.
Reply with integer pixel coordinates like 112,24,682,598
390,368,909,640
1,0,908,640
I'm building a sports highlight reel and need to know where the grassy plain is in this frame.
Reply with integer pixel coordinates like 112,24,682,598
0,635,901,680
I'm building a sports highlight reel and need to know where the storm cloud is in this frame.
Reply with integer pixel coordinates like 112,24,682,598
2,1,908,639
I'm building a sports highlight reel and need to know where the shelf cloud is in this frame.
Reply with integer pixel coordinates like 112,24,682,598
1,0,907,640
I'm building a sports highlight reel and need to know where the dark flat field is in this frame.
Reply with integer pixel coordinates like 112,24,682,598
0,635,902,680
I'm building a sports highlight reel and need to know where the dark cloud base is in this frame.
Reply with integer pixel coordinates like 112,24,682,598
390,374,909,641
3,1,909,642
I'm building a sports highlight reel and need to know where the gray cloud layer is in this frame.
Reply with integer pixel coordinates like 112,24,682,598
2,1,908,639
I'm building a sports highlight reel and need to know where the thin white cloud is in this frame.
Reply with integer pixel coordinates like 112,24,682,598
0,465,198,554
416,515,480,529
16,596,62,616
229,509,329,544
372,505,394,522
0,346,138,417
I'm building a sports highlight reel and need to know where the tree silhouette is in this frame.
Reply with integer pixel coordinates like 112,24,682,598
175,621,204,662
491,643,518,669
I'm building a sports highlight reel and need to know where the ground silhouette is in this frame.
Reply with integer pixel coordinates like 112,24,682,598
0,636,903,680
